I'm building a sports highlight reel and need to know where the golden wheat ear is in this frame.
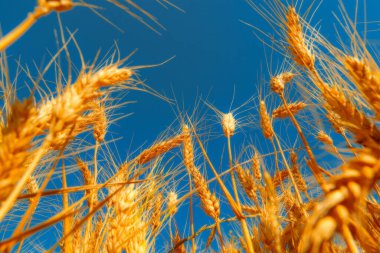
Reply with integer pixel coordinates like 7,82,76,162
259,100,274,139
344,56,380,117
286,7,315,70
272,102,307,119
137,133,184,165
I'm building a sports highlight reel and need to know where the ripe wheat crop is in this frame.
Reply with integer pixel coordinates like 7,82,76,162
0,0,380,252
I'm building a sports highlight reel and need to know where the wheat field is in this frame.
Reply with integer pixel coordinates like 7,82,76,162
0,0,380,252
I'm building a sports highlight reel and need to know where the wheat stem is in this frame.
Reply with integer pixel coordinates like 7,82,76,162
0,8,47,51
279,93,326,189
61,160,72,253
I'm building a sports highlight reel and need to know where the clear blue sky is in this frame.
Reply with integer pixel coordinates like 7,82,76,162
1,0,379,152
1,0,380,251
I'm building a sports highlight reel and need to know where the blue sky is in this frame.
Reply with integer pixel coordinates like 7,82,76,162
1,0,379,151
1,0,380,251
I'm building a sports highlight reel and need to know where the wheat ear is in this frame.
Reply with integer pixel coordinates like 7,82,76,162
286,7,315,70
259,100,274,139
344,56,380,117
272,102,307,119
137,134,184,164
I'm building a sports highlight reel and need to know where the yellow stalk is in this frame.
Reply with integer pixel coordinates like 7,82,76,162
227,136,242,210
191,124,254,253
61,160,73,253
279,93,326,190
0,8,47,51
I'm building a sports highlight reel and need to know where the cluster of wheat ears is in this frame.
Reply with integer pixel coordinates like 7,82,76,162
0,0,379,252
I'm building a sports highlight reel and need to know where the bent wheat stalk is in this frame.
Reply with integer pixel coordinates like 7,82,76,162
0,0,73,51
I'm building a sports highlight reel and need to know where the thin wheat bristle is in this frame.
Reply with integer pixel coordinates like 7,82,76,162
272,101,307,119
259,100,274,139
